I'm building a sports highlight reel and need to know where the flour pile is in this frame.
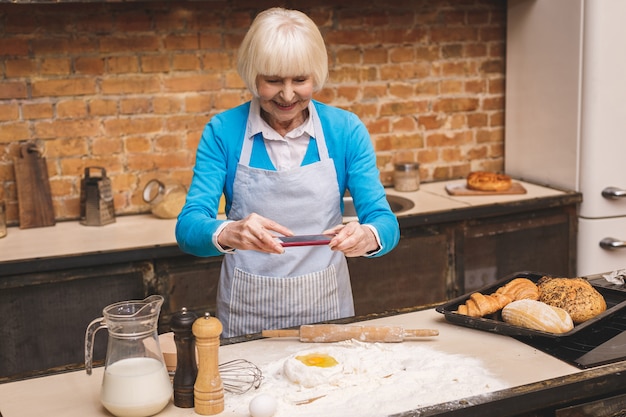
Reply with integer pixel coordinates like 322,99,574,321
222,340,508,417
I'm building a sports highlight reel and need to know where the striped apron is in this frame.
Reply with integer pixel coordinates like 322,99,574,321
216,105,353,338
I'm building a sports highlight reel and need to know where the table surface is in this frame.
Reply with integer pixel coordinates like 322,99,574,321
0,308,583,417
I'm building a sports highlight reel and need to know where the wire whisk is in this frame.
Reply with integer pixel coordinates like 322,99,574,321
220,358,264,395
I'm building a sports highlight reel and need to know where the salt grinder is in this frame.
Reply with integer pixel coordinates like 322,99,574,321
171,307,198,408
192,312,224,415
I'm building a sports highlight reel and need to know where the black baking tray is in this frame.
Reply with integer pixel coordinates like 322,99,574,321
435,271,626,338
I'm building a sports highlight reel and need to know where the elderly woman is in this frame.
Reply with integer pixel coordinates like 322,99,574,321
176,7,400,338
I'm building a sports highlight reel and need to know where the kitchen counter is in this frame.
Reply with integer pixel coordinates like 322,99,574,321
0,179,580,273
1,307,625,417
0,178,586,384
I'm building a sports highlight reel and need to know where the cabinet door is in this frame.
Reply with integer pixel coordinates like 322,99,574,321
347,226,451,316
153,255,222,330
0,262,147,380
460,208,575,293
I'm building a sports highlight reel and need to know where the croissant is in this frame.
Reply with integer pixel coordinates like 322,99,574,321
495,278,540,301
456,277,539,318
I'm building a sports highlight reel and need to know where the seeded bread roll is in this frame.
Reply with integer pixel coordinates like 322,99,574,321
537,276,607,324
467,171,512,192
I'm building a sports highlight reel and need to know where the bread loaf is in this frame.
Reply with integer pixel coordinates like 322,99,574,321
467,171,512,192
537,276,607,324
502,299,574,334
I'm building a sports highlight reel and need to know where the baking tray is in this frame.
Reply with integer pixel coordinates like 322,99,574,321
435,271,626,338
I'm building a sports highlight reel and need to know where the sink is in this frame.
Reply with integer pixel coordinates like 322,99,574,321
343,194,414,217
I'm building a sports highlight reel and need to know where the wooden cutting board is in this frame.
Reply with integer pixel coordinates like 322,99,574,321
445,181,527,196
14,143,56,229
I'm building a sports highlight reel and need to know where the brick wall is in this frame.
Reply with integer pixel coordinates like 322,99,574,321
0,0,506,224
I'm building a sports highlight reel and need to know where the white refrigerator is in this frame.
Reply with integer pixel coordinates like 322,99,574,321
505,0,626,276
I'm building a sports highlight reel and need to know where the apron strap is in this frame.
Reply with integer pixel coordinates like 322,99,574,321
240,101,329,166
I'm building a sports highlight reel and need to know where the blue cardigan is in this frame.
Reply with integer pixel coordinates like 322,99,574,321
176,100,400,258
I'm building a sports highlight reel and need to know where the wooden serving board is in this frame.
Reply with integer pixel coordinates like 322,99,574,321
14,143,56,229
445,181,527,196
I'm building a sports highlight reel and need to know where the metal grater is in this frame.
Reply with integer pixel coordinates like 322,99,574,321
80,166,116,226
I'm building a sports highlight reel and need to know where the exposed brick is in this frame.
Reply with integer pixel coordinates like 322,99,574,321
22,102,54,120
0,122,30,142
5,59,37,78
172,54,201,71
141,55,171,73
124,136,152,153
391,116,418,132
57,100,88,118
199,33,223,49
0,81,28,99
34,119,100,140
154,134,182,152
89,99,118,116
0,103,19,121
32,78,96,98
164,34,200,51
74,57,106,75
99,36,160,54
213,91,242,111
93,137,124,155
440,80,463,94
104,117,163,137
107,56,140,74
0,1,507,220
337,48,361,65
43,137,89,158
120,98,152,115
201,52,232,72
40,58,72,76
101,77,161,95
434,98,479,113
163,74,222,93
32,38,98,56
154,96,184,114
0,38,29,56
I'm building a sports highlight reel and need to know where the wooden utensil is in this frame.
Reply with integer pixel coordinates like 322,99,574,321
14,142,55,229
261,324,439,343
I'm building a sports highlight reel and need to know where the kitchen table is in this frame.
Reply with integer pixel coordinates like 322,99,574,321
2,308,625,417
0,179,584,382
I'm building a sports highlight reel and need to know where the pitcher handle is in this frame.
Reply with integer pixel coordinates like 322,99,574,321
85,317,107,375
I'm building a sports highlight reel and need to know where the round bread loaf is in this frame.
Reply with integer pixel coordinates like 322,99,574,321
466,171,512,191
537,277,607,323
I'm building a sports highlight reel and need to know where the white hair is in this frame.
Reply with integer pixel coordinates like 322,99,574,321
237,7,329,97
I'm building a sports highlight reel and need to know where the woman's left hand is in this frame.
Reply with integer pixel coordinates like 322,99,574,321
324,222,379,257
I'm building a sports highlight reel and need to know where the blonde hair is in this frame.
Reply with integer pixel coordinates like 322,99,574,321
237,8,328,97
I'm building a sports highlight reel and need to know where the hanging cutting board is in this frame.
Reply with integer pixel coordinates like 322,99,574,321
14,143,56,229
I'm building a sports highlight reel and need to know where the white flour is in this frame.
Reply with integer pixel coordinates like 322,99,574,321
222,340,508,417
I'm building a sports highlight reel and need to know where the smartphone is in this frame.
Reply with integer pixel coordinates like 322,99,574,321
278,234,334,247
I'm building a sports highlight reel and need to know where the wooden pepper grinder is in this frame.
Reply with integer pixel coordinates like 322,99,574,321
171,307,198,408
192,312,224,415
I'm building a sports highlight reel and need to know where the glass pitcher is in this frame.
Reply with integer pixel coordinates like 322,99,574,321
85,295,172,417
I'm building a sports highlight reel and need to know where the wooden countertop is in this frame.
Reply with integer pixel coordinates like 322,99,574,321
0,179,578,267
0,308,589,417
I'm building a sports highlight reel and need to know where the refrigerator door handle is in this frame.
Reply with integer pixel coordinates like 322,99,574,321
600,237,626,250
602,187,626,199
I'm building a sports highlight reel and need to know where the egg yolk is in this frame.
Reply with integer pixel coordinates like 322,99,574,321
295,353,339,368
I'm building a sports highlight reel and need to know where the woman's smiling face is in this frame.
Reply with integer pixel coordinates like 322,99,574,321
256,75,314,132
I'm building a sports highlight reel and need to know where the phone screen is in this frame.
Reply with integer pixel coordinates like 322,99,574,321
278,234,334,247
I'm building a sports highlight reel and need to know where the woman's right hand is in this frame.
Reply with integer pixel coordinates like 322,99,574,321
217,213,293,254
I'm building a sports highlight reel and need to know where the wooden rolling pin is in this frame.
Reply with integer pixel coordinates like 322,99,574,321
261,324,438,343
